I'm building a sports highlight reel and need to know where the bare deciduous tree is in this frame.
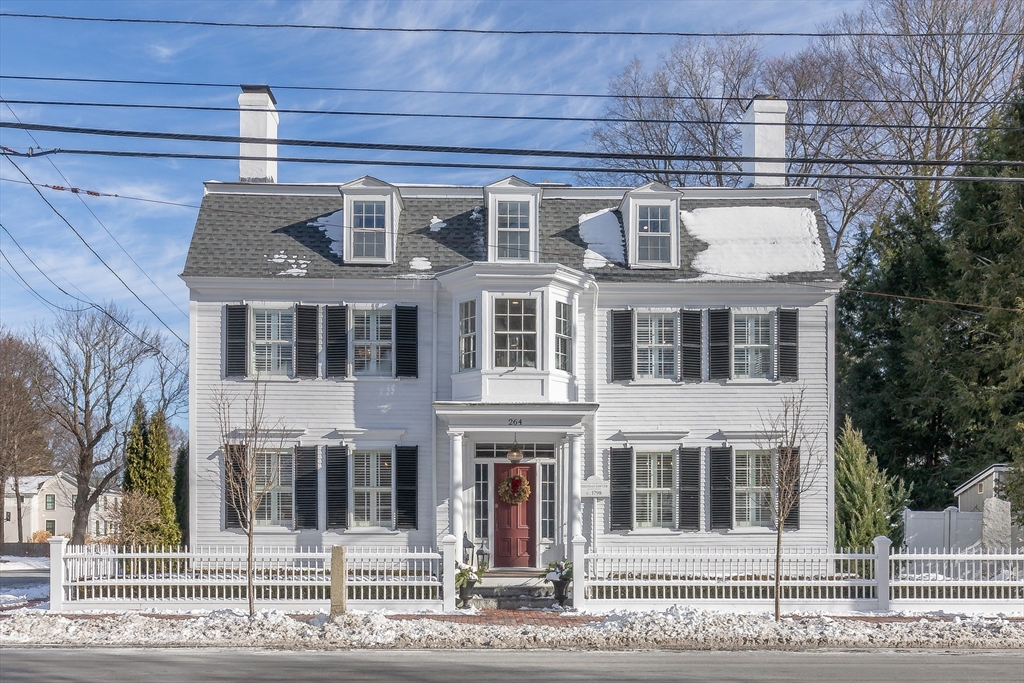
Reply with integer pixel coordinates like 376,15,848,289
756,390,826,621
111,491,163,546
35,305,167,544
212,378,289,616
0,328,53,543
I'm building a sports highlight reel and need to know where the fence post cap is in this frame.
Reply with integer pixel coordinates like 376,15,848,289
872,535,892,548
441,534,457,545
571,534,586,545
48,537,68,546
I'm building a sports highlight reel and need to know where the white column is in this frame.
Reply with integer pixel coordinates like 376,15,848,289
48,536,67,613
441,534,457,611
568,432,583,540
449,431,465,544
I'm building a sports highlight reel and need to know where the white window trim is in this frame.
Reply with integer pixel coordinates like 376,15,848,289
458,298,478,372
350,305,395,378
349,447,396,530
253,448,295,529
552,298,574,375
486,191,540,264
633,450,676,529
623,193,680,269
342,192,398,265
733,448,773,529
729,309,777,381
633,309,679,381
490,294,541,370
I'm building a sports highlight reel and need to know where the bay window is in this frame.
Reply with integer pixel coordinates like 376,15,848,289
494,298,537,368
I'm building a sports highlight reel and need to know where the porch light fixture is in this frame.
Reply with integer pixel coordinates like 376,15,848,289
506,435,524,464
476,543,491,570
462,532,475,564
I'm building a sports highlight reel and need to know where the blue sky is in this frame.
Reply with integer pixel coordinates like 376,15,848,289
0,0,862,344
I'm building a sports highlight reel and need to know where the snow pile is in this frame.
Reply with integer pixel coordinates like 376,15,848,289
0,583,48,608
309,209,345,258
2,607,1021,650
578,209,623,268
409,257,432,271
428,216,447,232
681,207,824,280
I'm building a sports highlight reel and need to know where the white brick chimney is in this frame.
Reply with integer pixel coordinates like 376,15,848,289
740,95,787,187
238,85,278,183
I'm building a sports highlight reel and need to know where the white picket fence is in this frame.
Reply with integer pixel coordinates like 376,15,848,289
48,538,447,612
569,536,1024,615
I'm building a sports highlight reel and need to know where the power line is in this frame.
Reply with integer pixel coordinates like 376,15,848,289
1,74,1017,108
4,148,1022,185
3,97,1019,133
3,121,1023,169
2,156,188,347
4,12,1022,38
1,102,189,320
0,252,84,314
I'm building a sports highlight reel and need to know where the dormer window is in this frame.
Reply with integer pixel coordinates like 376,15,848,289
352,201,387,259
622,182,681,269
341,176,403,265
497,201,531,260
485,176,540,264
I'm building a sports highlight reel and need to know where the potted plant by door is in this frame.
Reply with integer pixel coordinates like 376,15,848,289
455,560,486,608
541,559,573,607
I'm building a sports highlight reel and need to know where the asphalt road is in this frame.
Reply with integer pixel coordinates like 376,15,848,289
1,648,1021,682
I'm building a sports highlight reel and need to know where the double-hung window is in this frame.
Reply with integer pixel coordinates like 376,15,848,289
352,200,387,259
352,450,393,527
637,205,672,264
635,312,676,379
555,301,572,372
353,310,393,376
635,452,674,528
45,494,55,511
496,201,531,261
494,298,537,368
254,450,293,526
733,314,772,379
459,300,477,371
735,449,772,527
253,309,294,375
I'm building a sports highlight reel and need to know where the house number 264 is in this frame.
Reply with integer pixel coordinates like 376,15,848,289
507,418,523,426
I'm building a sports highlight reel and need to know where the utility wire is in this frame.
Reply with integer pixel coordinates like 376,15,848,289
1,102,189,320
1,74,1017,108
2,12,1022,38
2,156,188,347
0,253,84,314
1,223,186,365
3,98,1019,133
3,121,1022,169
5,148,1021,184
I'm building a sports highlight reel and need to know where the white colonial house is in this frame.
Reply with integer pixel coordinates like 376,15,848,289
182,87,840,569
2,474,120,542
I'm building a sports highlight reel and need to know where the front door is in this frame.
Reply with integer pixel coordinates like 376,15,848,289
493,463,536,567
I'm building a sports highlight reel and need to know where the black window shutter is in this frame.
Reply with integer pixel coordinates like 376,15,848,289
680,309,702,381
610,309,634,382
395,305,418,378
395,445,418,530
294,446,319,530
609,447,633,531
225,304,249,377
709,446,733,530
224,444,247,529
294,305,319,378
677,447,701,531
782,446,800,530
708,309,731,380
326,445,348,529
778,309,799,381
325,305,348,378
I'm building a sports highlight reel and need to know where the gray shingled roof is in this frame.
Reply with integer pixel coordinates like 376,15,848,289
181,190,840,283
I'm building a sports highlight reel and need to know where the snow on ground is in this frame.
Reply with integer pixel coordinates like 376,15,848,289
1,607,1021,650
0,556,49,571
681,207,824,280
0,584,48,609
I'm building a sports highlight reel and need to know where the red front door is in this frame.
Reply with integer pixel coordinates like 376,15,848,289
493,463,536,568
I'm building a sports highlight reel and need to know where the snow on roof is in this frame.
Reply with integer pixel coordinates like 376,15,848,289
578,208,624,268
309,209,345,258
681,206,824,281
2,475,56,495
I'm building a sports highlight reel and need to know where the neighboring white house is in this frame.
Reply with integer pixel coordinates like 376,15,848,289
182,87,840,567
2,474,120,542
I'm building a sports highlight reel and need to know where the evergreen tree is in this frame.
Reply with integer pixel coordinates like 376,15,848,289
146,410,180,546
835,416,911,549
121,398,150,495
173,442,189,544
1001,424,1024,526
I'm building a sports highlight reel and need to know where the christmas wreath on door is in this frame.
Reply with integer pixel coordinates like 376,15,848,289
497,473,531,505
